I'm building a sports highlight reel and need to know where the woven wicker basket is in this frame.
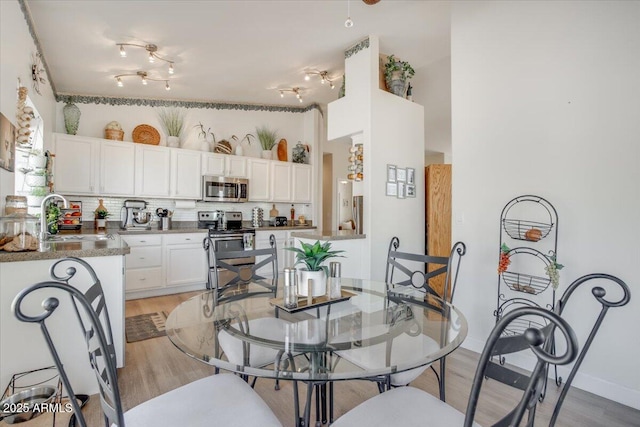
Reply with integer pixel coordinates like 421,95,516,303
105,129,124,141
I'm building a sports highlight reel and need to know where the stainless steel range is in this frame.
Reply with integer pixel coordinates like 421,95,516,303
199,211,256,290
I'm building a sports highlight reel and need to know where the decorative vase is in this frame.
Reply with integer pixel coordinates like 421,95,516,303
96,218,107,229
167,136,181,148
386,70,407,97
63,101,81,135
235,144,244,156
261,150,272,160
297,269,327,297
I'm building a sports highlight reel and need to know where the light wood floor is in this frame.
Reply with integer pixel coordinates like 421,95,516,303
18,291,640,427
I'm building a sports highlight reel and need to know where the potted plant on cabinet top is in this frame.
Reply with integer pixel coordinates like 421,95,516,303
256,126,278,160
286,240,344,297
157,107,186,148
231,133,255,156
384,54,415,98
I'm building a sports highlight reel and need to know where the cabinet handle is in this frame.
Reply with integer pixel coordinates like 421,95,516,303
185,238,191,241
140,277,146,281
139,257,145,260
140,240,146,243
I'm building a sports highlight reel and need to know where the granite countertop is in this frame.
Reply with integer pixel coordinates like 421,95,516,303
290,230,367,241
255,225,317,231
0,232,130,263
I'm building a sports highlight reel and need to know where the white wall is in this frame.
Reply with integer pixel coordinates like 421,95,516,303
451,1,640,408
413,56,452,162
0,0,57,211
328,36,425,281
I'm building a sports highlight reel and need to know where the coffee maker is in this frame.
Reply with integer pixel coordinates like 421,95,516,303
121,199,151,230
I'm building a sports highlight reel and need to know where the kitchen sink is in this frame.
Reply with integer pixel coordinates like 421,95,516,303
46,234,114,242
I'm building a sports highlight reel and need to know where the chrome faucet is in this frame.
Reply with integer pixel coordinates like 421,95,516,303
40,194,69,241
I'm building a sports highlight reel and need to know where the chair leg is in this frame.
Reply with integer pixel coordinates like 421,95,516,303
439,357,447,402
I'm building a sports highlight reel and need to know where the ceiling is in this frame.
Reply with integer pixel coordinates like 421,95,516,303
25,0,451,108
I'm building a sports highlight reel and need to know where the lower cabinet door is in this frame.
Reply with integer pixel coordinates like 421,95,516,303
126,268,163,291
165,244,207,287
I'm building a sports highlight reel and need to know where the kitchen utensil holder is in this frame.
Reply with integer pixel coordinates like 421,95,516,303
1,366,62,425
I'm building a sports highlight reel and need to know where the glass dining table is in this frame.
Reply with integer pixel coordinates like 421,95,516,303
166,278,468,427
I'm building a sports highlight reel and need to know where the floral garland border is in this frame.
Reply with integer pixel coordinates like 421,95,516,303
344,37,370,59
18,0,57,94
56,93,323,115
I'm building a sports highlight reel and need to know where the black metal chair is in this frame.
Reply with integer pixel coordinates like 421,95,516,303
381,237,466,399
332,306,579,427
548,273,631,426
11,257,282,427
203,234,279,305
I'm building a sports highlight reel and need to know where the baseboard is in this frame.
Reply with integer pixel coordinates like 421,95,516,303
125,283,206,300
460,339,640,410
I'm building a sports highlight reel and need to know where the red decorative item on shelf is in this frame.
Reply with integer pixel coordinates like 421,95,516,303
497,243,511,274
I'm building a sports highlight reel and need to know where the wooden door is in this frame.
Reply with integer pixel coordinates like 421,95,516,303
425,164,452,299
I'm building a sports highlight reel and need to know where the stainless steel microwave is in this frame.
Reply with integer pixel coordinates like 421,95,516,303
201,176,248,203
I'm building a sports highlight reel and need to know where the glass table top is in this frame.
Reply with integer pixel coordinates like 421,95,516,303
166,278,467,381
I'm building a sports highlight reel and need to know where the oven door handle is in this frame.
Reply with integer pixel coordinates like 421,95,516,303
210,235,247,241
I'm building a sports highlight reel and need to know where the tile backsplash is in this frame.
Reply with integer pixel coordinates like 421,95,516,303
66,196,312,224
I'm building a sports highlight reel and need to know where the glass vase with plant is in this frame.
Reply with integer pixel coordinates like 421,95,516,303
384,54,415,97
157,107,186,147
256,126,278,159
46,202,61,234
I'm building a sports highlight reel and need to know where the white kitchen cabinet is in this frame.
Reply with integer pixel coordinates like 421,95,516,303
164,233,207,286
54,134,98,194
248,159,271,201
171,148,202,199
292,164,312,203
135,145,171,197
100,140,135,195
121,234,163,293
271,162,292,202
202,153,247,177
255,229,294,273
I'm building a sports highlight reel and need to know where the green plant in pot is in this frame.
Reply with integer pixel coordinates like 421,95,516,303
384,54,415,97
255,126,278,160
157,107,186,147
286,240,344,297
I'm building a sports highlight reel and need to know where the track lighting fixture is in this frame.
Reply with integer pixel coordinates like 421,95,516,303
345,0,354,28
114,71,170,90
304,70,336,89
116,42,175,74
278,87,303,103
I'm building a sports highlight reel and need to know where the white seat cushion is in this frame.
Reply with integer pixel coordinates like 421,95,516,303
332,386,480,427
218,317,291,367
122,373,282,426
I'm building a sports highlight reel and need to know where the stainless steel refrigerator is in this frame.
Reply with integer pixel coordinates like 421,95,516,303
352,196,363,234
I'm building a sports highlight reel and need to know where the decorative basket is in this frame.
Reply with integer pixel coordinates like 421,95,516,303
105,129,124,141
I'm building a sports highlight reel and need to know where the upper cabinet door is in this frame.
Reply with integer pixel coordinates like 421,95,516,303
201,152,226,176
100,140,135,196
271,162,292,202
135,145,171,197
247,159,270,201
171,149,202,199
53,134,98,195
226,156,247,178
292,164,312,203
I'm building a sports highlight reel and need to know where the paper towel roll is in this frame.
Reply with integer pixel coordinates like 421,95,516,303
174,200,196,209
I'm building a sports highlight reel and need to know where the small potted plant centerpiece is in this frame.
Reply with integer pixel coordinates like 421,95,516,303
256,126,278,160
94,199,109,230
286,240,344,297
384,54,415,98
157,107,186,148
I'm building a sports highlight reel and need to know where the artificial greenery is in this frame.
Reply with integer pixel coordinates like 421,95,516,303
157,107,186,137
195,122,216,143
95,208,110,219
384,54,415,82
46,203,61,234
231,133,255,146
286,240,344,275
255,126,278,151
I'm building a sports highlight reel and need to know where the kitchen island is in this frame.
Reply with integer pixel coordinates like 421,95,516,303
0,234,129,396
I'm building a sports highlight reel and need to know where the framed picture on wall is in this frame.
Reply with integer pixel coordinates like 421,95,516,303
387,164,397,183
0,113,16,172
397,168,407,182
397,181,406,199
386,181,398,196
406,184,416,198
407,168,415,185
